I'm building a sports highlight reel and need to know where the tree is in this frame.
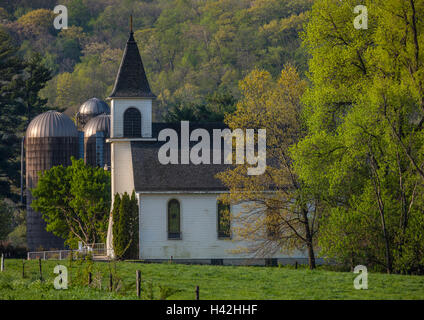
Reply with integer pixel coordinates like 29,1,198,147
111,192,121,257
31,158,110,247
66,0,91,30
16,52,53,129
217,65,319,269
112,191,139,260
6,207,26,248
0,29,26,198
292,0,424,274
0,29,52,200
45,49,121,114
164,90,236,122
128,191,139,259
16,9,56,37
0,200,13,241
8,0,313,116
113,193,131,260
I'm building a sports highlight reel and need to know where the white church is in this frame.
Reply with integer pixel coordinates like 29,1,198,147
105,26,309,265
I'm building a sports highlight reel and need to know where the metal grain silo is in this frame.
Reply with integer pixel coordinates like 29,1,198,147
83,114,111,168
26,111,79,251
76,97,110,129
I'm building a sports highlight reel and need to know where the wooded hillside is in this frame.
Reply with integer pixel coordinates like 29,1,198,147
0,0,313,118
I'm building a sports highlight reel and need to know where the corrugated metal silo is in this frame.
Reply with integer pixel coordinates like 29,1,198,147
26,111,79,251
76,97,110,130
83,114,111,168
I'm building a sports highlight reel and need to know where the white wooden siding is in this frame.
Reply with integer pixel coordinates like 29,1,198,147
138,193,307,260
110,99,152,138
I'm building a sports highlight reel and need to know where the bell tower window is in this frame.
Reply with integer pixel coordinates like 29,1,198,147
123,107,141,137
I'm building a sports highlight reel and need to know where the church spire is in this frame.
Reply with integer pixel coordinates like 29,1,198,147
108,16,155,99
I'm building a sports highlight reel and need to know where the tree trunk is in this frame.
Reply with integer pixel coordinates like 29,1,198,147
381,214,392,274
376,188,392,274
302,207,316,269
375,186,392,274
306,239,316,270
370,153,393,274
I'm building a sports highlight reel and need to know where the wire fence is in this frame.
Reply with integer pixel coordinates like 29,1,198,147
27,243,109,261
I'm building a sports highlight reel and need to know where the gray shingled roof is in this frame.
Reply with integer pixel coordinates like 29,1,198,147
131,123,232,192
109,32,156,99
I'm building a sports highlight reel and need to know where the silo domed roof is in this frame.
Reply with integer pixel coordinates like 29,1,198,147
84,114,110,138
26,111,78,138
78,98,110,116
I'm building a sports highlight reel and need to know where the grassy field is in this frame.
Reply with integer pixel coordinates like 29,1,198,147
0,258,423,300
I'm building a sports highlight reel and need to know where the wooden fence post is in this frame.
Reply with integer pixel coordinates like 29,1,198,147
22,259,25,278
109,273,113,291
295,261,298,269
136,270,141,298
38,258,43,281
195,285,199,300
1,253,4,272
68,249,73,286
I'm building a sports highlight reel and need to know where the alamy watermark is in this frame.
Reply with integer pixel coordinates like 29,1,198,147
353,265,368,290
354,5,368,30
53,265,68,289
53,5,68,30
157,121,267,176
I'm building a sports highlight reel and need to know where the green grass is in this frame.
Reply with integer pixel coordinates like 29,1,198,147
0,259,423,300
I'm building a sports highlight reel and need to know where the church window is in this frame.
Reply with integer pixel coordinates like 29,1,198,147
217,201,231,239
168,199,181,239
124,107,142,137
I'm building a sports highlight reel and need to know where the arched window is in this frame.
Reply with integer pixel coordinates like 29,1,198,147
217,201,231,239
168,199,181,239
123,107,141,137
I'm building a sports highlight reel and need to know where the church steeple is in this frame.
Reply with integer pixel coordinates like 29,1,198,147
108,16,155,99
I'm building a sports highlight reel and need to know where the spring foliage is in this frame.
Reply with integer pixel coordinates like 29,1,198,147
217,64,319,269
292,0,424,274
31,158,110,247
0,0,312,116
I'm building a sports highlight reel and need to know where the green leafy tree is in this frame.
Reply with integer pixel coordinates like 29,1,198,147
116,192,130,260
17,9,56,36
165,91,236,122
112,191,139,260
66,0,91,30
218,65,319,269
111,192,121,256
31,158,111,247
292,0,424,274
128,191,139,259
